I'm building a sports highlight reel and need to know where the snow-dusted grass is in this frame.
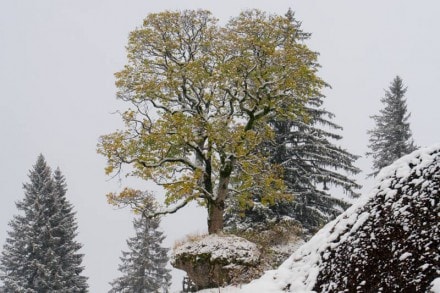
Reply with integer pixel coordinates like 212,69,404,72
173,231,208,250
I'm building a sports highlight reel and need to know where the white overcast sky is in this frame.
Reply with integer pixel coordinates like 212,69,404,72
1,1,439,292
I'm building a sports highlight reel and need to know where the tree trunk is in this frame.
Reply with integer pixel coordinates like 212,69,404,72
207,175,229,234
208,199,225,234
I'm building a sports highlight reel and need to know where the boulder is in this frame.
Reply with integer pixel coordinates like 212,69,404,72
172,234,261,290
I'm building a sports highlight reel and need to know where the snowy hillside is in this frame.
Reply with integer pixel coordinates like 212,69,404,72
212,145,440,292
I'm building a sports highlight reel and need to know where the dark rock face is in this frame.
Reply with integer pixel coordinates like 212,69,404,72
315,148,440,292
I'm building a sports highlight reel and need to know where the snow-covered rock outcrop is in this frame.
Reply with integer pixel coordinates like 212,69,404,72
239,145,440,292
172,234,261,290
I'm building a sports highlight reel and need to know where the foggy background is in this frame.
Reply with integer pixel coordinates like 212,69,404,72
1,1,439,291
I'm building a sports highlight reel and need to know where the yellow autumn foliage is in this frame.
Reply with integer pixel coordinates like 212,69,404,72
97,9,325,232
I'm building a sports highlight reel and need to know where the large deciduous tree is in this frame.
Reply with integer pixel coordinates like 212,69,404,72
367,76,417,177
0,155,88,292
98,9,325,234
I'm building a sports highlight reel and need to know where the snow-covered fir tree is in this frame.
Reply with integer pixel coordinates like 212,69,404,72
52,168,88,291
225,10,360,233
109,213,171,293
226,94,361,233
367,76,417,177
269,96,361,228
0,155,88,292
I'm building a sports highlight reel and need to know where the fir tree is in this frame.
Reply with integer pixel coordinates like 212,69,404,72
226,94,361,232
0,155,88,292
109,214,171,293
367,76,417,177
52,169,88,291
269,96,361,229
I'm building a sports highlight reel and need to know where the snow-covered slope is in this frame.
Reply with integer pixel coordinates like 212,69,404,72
236,145,440,292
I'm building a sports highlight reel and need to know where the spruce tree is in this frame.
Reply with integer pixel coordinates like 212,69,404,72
271,96,361,229
367,76,417,177
109,215,171,293
226,94,361,232
52,169,88,291
0,155,88,292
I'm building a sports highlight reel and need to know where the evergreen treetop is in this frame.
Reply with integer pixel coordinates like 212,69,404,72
367,76,417,177
109,209,171,293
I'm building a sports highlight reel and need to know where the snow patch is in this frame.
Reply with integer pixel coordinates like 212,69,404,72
399,252,412,261
431,278,440,293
